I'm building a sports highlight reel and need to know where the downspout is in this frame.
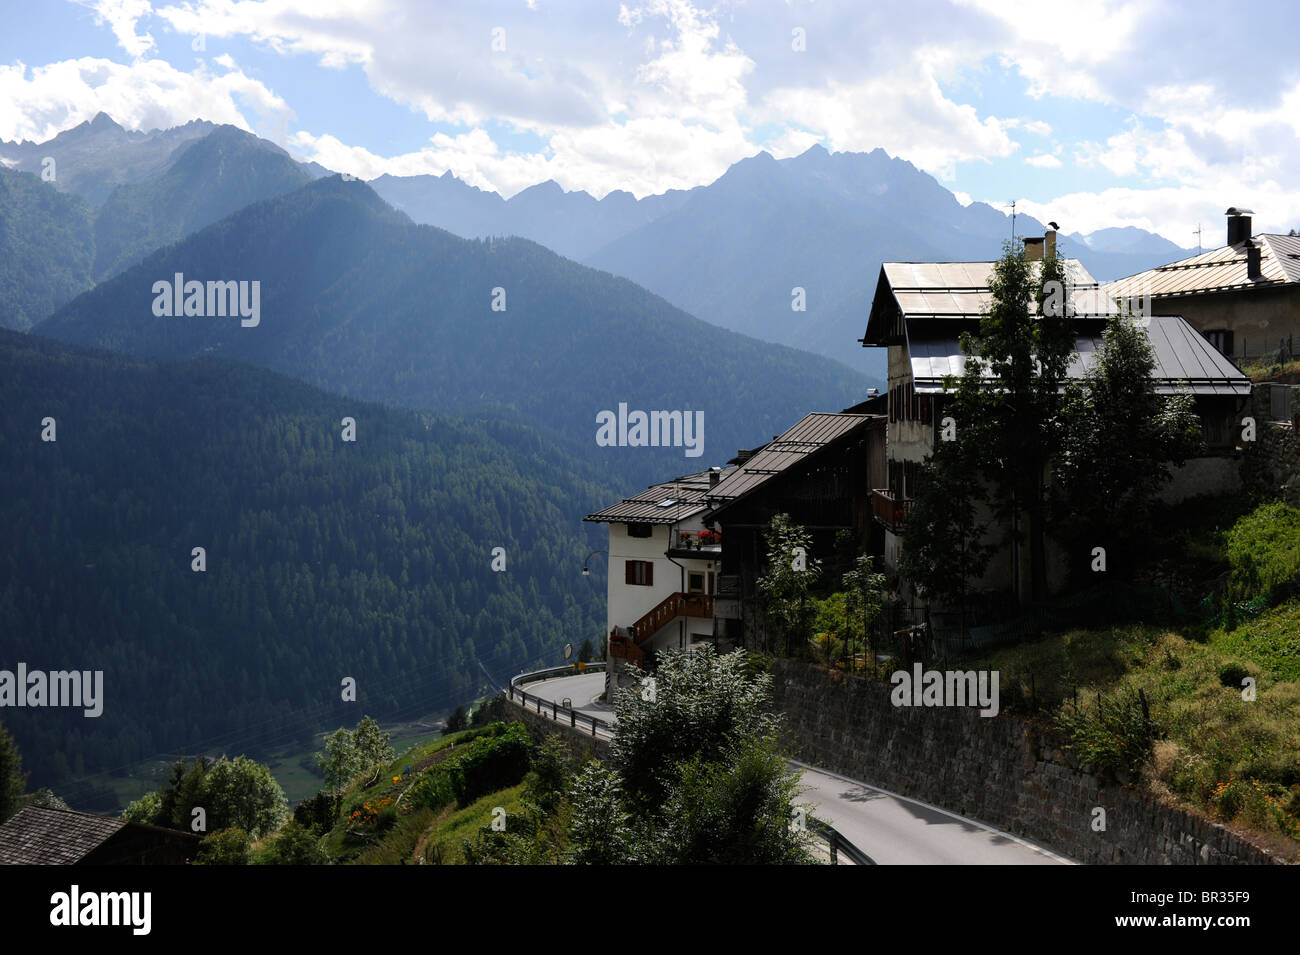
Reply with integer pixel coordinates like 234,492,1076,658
666,532,688,650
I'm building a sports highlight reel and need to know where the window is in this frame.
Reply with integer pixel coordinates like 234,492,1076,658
626,522,652,538
1203,329,1234,356
688,572,705,593
625,560,654,586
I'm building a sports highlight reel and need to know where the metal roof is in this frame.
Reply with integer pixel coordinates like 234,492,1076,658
584,466,737,524
705,412,869,503
864,258,1116,345
907,314,1250,396
0,806,126,864
1105,234,1300,300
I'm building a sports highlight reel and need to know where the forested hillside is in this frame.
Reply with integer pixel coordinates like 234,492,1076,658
38,176,869,489
0,329,615,806
0,168,95,331
91,125,315,279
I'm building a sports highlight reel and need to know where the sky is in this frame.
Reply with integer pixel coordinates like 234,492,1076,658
1,0,1298,245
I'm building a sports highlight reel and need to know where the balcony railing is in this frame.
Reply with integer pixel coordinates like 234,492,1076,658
630,591,713,643
670,529,722,553
871,489,913,532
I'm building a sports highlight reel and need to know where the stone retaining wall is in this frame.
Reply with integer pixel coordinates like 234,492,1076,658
772,660,1284,865
506,696,611,763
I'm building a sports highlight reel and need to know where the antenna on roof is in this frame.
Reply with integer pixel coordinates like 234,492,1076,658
1193,223,1202,254
1010,200,1017,240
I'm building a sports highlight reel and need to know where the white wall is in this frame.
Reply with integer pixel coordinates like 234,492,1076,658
605,521,720,648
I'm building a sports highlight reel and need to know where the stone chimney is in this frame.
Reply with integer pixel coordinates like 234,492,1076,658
1227,207,1254,246
1023,236,1044,262
1044,228,1057,260
708,467,722,486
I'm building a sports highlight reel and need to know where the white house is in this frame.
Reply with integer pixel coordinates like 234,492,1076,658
584,466,734,693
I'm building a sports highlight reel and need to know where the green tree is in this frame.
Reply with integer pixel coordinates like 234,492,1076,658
263,819,329,865
319,728,357,793
351,715,395,770
469,694,506,729
949,241,1076,604
195,827,251,865
443,705,469,735
316,715,394,794
756,514,822,655
899,439,993,623
203,756,289,838
567,646,815,864
841,555,889,670
123,755,286,838
1052,313,1203,579
0,721,27,823
577,639,595,664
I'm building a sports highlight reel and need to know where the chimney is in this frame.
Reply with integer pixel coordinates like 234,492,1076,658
709,467,721,487
1023,236,1044,262
1245,238,1263,280
1226,207,1254,246
1044,228,1057,260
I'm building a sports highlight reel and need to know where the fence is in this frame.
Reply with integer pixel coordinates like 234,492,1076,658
507,664,613,738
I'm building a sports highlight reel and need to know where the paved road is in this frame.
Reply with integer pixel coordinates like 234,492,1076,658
517,672,613,731
795,761,1073,865
516,671,1075,865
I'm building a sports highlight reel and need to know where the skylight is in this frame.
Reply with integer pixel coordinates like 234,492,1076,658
656,498,678,507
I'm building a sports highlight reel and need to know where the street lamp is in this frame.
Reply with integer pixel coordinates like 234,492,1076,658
582,549,607,576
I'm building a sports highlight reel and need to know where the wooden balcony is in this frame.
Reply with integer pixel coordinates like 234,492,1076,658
871,489,912,533
630,591,713,644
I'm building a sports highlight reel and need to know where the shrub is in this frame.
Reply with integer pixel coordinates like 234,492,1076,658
264,820,329,865
448,723,533,807
195,827,250,865
293,790,339,835
1226,500,1300,605
1055,688,1160,777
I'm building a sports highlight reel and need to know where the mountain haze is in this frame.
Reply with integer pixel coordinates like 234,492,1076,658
37,176,870,489
373,145,1195,380
0,327,615,803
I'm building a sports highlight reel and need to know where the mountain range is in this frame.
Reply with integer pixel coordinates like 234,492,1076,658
367,145,1195,380
35,174,869,491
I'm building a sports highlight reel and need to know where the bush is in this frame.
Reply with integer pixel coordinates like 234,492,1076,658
1226,500,1300,605
264,820,329,865
448,723,533,807
293,790,339,835
1055,688,1160,778
195,827,250,865
406,722,531,812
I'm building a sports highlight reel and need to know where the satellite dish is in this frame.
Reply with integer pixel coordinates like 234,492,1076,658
563,643,573,660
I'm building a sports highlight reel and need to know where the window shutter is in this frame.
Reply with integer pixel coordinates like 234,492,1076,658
920,394,931,425
646,562,653,587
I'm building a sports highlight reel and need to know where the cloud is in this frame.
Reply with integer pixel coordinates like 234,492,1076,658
79,0,157,59
1025,153,1061,168
0,56,291,144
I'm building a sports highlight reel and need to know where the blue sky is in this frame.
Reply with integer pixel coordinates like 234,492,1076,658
2,0,1299,243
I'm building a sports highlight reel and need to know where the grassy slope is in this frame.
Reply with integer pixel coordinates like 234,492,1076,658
967,494,1300,856
315,725,530,865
